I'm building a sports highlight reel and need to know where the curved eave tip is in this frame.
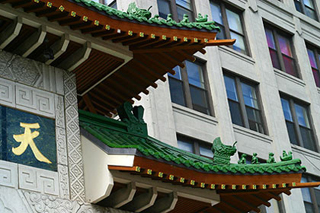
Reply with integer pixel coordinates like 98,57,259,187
205,39,236,46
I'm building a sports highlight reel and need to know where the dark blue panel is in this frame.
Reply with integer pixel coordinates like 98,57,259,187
4,107,56,171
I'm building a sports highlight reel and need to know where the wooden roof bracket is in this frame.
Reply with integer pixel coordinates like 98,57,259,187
45,33,70,65
142,191,178,213
16,24,46,57
122,186,158,212
60,41,91,71
100,182,137,208
0,16,22,50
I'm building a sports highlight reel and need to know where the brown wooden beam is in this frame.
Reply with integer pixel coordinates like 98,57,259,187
24,5,47,13
122,37,148,46
70,22,93,30
132,59,166,82
112,34,138,43
264,192,281,201
113,73,149,95
206,39,236,46
162,52,185,68
248,194,271,207
81,26,104,34
94,87,123,106
232,195,261,212
103,32,126,40
47,13,69,22
36,9,58,17
59,17,82,26
142,54,175,75
121,66,158,89
131,38,164,49
12,1,33,8
83,94,97,114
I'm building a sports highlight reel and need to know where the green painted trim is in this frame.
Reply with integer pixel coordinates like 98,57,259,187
71,1,220,31
79,110,306,175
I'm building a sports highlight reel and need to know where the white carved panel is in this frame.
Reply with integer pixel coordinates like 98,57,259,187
0,160,18,188
55,95,65,128
58,164,70,199
18,165,59,196
16,84,55,118
64,70,85,201
0,78,15,108
23,191,80,213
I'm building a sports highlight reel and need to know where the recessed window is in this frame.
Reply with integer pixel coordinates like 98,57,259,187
168,60,213,115
210,0,248,55
224,74,266,134
307,45,320,87
294,0,318,21
280,96,317,151
157,0,194,21
177,135,213,158
264,24,298,77
301,174,320,212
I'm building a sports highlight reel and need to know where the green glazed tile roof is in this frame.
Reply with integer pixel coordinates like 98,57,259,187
79,110,305,175
72,0,220,31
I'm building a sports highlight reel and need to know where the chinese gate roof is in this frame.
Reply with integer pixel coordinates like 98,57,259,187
0,0,234,116
79,108,320,213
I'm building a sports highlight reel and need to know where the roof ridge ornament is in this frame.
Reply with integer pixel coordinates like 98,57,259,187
127,2,152,19
281,150,293,161
117,102,148,137
211,137,237,165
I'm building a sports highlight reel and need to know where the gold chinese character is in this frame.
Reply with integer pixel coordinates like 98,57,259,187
12,123,52,164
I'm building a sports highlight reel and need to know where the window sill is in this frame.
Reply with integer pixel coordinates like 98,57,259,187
218,46,255,65
274,68,306,87
258,0,293,18
295,12,320,30
233,124,272,144
172,103,218,126
291,144,320,160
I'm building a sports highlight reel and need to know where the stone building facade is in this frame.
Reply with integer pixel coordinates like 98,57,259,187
0,0,320,212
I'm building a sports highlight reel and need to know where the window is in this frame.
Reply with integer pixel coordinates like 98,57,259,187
301,174,320,212
280,96,317,151
168,60,213,115
177,135,213,158
264,24,298,77
210,0,248,54
157,0,194,21
307,45,320,87
224,74,266,134
294,0,318,20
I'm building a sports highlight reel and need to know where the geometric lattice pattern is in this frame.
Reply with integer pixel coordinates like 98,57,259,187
64,70,85,201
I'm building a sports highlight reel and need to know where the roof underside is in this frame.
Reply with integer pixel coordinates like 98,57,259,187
0,0,234,116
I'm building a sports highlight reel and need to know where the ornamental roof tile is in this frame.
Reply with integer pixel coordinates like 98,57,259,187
72,0,220,31
79,109,305,175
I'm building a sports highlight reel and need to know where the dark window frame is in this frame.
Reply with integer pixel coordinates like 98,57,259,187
157,0,196,21
294,0,319,21
264,23,299,78
302,174,320,212
306,44,320,87
280,95,319,152
210,0,250,55
177,135,213,158
224,73,267,134
169,59,214,116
